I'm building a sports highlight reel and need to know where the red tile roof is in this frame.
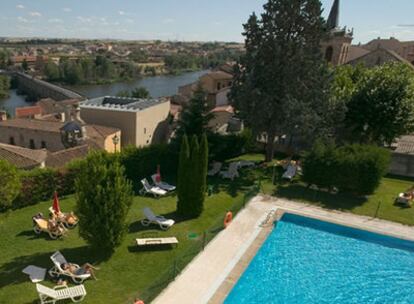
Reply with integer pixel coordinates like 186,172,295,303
15,106,43,118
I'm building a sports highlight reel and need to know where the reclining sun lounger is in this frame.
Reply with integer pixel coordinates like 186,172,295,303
139,178,167,197
36,283,86,304
141,207,175,230
151,174,176,192
48,251,91,284
219,162,240,181
282,164,297,181
208,162,223,176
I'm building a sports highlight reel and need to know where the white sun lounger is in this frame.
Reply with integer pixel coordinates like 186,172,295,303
208,162,223,176
141,207,175,230
36,283,86,304
237,160,256,169
140,178,167,197
220,162,240,181
136,237,178,247
282,164,297,181
151,174,176,192
48,251,91,284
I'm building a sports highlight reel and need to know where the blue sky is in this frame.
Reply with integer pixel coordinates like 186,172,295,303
1,0,414,43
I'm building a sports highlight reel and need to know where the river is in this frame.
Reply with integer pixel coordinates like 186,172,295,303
0,70,208,116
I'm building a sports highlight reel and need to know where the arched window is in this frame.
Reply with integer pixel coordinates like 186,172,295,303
325,46,334,62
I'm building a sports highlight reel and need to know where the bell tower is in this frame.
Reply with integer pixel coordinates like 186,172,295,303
321,0,353,66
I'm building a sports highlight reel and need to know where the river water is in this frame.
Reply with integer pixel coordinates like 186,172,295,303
0,70,208,116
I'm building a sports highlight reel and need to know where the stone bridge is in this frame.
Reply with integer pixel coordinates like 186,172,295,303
1,70,85,101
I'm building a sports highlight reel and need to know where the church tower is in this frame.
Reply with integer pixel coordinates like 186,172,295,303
321,0,353,66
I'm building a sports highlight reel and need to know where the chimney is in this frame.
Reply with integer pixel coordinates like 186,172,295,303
60,112,65,122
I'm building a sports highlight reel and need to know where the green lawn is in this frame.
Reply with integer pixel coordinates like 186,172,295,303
0,190,249,303
2,153,414,303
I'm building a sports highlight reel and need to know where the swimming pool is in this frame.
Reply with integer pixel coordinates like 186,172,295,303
225,213,414,304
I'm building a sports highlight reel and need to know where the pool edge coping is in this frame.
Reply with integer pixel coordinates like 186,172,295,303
206,202,414,304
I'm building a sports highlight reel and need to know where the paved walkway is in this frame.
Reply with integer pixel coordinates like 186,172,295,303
152,195,414,304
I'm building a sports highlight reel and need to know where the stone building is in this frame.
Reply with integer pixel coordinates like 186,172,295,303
0,118,120,153
80,96,170,147
321,0,354,66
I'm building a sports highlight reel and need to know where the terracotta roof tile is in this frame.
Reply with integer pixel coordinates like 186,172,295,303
0,143,47,169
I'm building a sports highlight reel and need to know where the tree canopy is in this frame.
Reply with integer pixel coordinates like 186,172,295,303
230,0,332,161
0,160,21,211
333,63,414,145
75,152,133,253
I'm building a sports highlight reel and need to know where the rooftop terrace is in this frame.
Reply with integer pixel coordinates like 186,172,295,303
80,96,169,112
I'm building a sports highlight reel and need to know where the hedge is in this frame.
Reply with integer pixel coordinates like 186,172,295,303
302,143,390,195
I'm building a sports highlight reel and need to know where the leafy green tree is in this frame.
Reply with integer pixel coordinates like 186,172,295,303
0,75,10,99
22,59,29,71
0,160,21,210
75,152,133,253
116,87,151,99
343,63,414,145
175,86,213,141
231,0,331,161
44,60,60,81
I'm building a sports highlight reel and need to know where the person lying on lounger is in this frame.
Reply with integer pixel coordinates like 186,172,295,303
61,263,99,280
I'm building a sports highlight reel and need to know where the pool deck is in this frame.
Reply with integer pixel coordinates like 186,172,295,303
152,195,414,304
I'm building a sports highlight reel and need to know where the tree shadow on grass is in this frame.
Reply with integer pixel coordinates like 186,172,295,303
16,229,66,242
275,183,367,211
0,246,110,289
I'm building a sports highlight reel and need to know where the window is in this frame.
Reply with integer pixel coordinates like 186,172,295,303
41,141,47,149
29,139,35,149
144,128,146,134
9,137,15,145
217,82,221,91
325,46,334,62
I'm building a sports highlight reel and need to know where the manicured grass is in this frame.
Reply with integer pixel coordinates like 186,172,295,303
0,190,248,303
2,152,413,303
274,175,414,226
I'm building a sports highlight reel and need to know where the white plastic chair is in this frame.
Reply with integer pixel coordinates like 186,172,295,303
141,207,175,230
139,178,167,197
220,162,240,181
208,162,223,176
48,251,91,284
36,283,86,304
151,174,176,192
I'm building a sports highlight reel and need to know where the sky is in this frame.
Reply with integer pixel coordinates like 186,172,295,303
1,0,414,43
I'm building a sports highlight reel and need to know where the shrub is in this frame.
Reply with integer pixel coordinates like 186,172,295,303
14,168,57,209
303,143,390,195
208,133,249,161
120,144,178,192
0,160,21,210
75,151,133,252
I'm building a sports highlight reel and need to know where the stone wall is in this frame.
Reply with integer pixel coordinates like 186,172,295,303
389,152,414,177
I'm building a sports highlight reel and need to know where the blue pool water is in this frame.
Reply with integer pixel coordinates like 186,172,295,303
225,213,414,304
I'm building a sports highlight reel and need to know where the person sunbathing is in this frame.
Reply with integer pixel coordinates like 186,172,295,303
61,262,99,280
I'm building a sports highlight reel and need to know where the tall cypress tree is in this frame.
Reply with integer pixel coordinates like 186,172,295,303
177,135,190,216
188,135,201,217
231,0,331,161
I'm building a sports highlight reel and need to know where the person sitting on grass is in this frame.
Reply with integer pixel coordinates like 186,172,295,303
61,262,99,280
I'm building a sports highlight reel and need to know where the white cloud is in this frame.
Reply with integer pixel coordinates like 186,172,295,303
163,18,175,24
48,18,63,24
29,11,42,17
126,18,134,24
17,16,29,23
77,16,93,23
63,8,72,13
119,11,125,15
16,4,25,9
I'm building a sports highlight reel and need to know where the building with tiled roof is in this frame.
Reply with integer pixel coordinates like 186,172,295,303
0,143,47,169
0,118,120,153
46,145,90,168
